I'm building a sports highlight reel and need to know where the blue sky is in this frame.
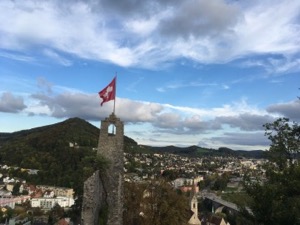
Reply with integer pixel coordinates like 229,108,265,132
0,0,299,150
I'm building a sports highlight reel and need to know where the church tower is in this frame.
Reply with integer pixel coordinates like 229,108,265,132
98,113,124,225
188,182,201,225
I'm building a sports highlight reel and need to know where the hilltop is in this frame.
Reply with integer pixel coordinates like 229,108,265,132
0,117,139,195
0,118,265,168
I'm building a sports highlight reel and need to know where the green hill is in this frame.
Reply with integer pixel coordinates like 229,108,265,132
0,117,140,195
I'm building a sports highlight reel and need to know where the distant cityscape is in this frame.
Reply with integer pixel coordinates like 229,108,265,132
0,151,267,225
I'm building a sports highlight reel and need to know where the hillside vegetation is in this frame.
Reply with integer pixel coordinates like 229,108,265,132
0,118,138,196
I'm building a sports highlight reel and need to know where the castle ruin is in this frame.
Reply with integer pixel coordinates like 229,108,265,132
81,113,124,225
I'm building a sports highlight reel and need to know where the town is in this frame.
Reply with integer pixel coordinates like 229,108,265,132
0,151,267,225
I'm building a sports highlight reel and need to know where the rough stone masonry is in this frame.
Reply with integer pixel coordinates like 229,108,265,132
81,113,124,225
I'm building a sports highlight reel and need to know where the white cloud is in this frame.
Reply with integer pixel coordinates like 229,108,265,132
0,92,26,113
156,80,217,92
1,77,294,149
0,51,35,62
43,49,72,66
240,55,300,74
125,18,158,37
234,0,300,54
0,0,299,70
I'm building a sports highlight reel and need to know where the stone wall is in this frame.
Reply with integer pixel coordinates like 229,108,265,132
81,170,104,225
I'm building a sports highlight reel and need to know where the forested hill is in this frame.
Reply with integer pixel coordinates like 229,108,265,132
0,117,139,194
0,117,99,147
0,117,138,156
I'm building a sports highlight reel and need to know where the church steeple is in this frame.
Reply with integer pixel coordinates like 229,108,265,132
188,180,201,225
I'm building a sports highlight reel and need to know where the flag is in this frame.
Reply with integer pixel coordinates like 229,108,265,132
98,77,116,106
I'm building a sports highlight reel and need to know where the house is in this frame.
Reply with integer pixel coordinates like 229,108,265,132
204,215,230,225
180,185,199,193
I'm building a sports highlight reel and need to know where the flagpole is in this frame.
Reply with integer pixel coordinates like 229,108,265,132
113,73,117,115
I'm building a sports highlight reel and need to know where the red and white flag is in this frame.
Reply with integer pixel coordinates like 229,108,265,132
98,77,116,106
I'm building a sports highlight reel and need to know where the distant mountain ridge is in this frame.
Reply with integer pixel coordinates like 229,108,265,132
147,145,266,158
0,117,266,160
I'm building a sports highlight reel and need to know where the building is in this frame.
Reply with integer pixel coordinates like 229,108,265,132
36,186,74,198
31,197,74,209
187,181,201,225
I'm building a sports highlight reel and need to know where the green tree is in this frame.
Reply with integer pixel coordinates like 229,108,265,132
12,183,21,196
48,203,65,225
123,182,144,225
243,118,300,225
212,173,229,191
123,180,190,225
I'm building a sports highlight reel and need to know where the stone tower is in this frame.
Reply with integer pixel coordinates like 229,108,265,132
97,113,124,225
81,113,124,225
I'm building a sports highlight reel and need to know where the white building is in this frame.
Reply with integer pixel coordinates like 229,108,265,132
31,197,75,209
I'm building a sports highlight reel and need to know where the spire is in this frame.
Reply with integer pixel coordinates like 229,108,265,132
188,179,201,225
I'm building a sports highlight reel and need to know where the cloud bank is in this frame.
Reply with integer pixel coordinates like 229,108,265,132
0,0,299,71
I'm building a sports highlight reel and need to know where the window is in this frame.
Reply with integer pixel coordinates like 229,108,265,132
108,123,116,135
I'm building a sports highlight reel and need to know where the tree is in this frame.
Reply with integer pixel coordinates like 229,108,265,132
212,173,229,191
243,118,300,225
12,183,21,196
123,182,144,225
264,118,300,169
48,203,65,225
123,180,190,225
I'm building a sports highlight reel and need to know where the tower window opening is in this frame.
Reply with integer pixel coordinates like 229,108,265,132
108,123,116,135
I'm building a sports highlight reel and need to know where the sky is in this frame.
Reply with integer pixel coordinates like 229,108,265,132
0,0,300,151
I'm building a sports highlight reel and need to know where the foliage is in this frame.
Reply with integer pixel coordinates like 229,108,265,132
98,205,109,225
123,180,190,225
264,117,300,169
12,183,21,196
0,207,14,223
48,203,65,225
243,118,300,225
221,192,252,207
0,118,130,195
212,173,229,191
161,169,181,181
